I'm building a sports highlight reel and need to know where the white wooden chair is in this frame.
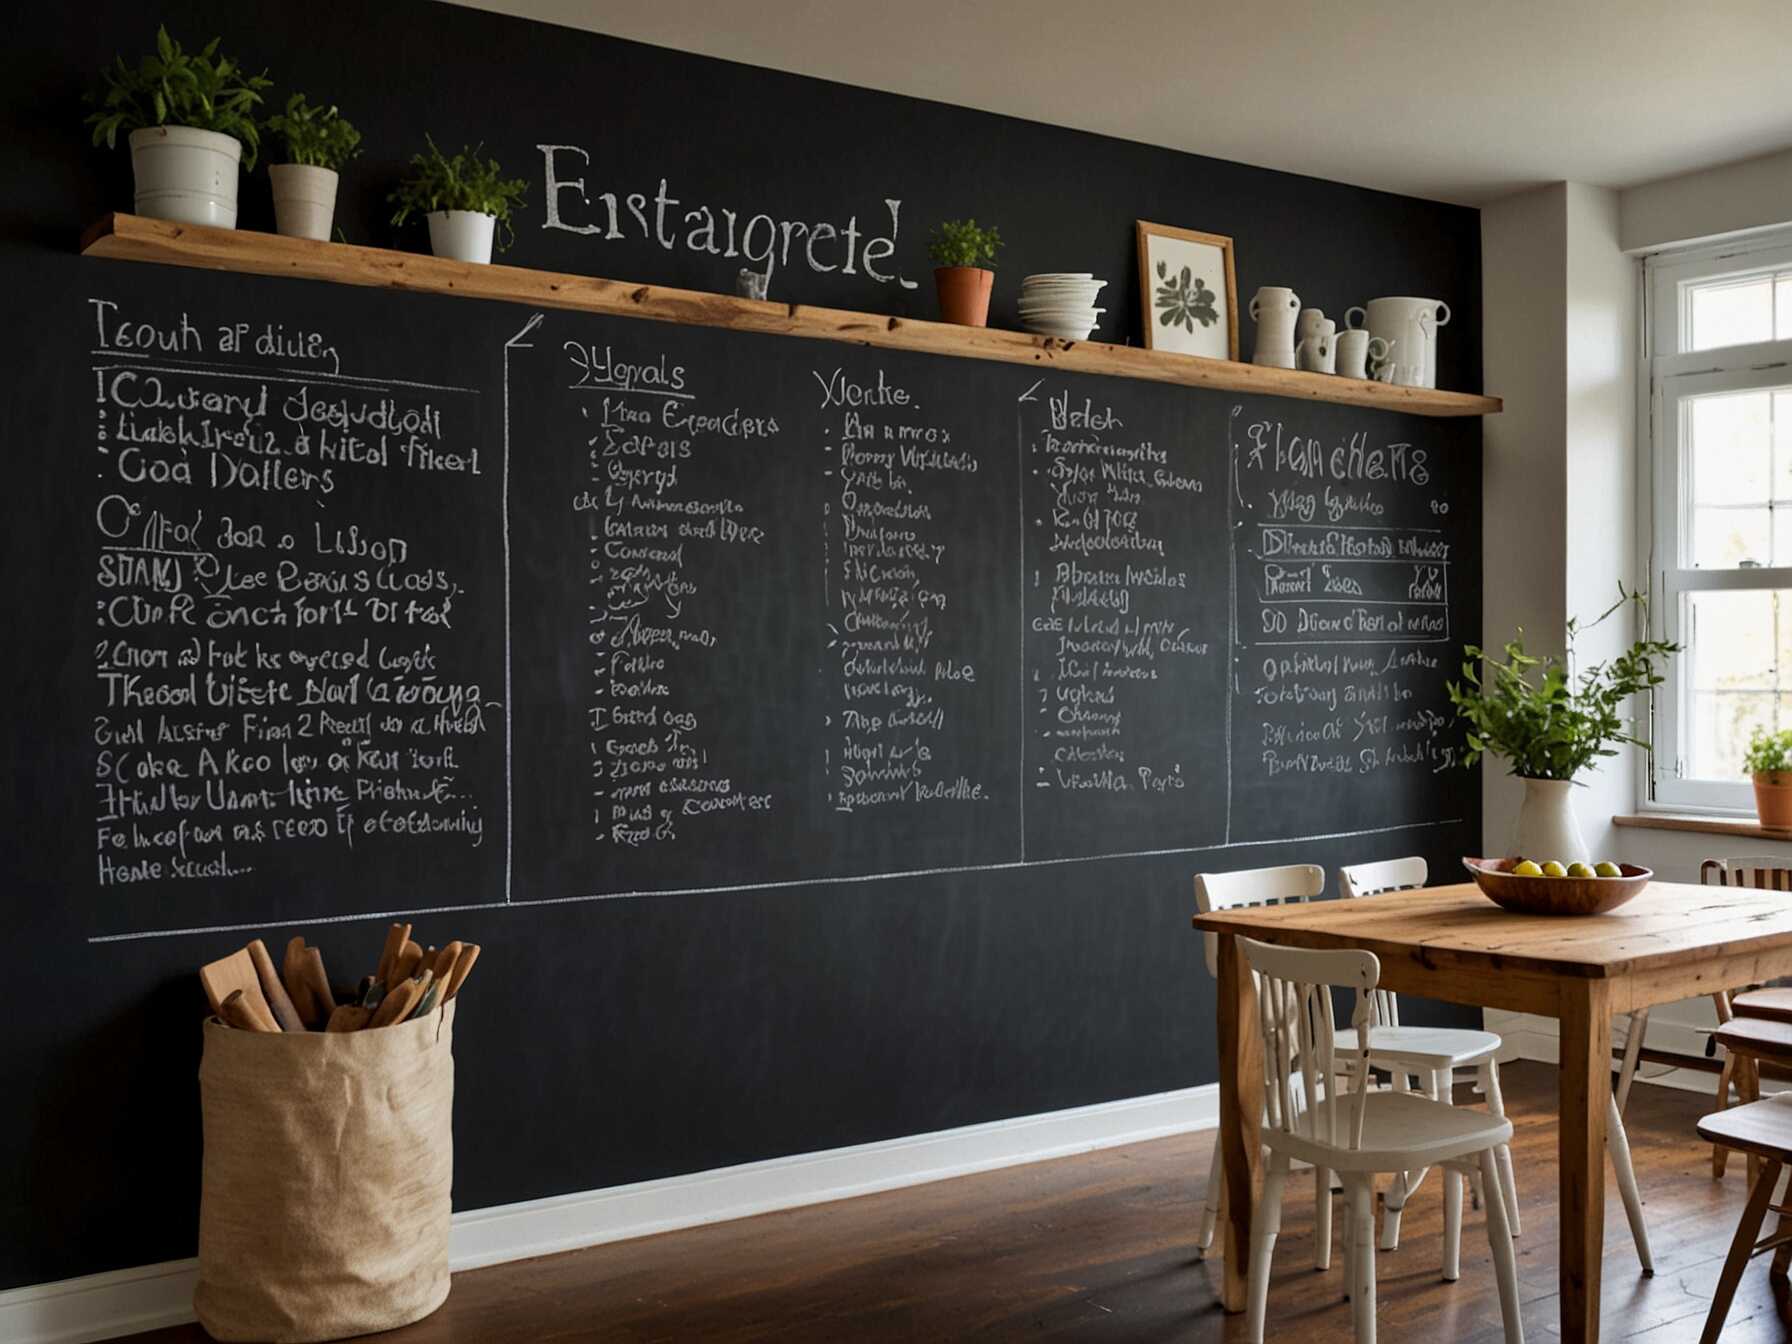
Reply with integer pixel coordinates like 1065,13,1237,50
1193,864,1332,1268
1339,856,1653,1275
1237,935,1523,1344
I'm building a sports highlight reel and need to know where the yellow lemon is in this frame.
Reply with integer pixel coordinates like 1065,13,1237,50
1595,861,1622,878
1567,862,1596,878
1541,861,1568,878
1512,860,1543,877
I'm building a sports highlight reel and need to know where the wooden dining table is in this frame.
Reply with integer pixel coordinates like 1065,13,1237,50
1190,879,1792,1343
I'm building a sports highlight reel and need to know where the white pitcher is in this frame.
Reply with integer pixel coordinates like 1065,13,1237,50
1347,298,1450,389
1250,287,1301,370
1335,329,1390,380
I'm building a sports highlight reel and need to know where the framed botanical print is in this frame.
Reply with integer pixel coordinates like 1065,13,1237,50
1135,221,1238,360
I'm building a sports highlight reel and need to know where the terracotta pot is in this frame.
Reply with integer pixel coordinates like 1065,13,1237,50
1754,772,1792,829
934,267,994,327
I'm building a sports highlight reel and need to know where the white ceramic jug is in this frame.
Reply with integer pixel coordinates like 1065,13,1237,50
1347,298,1450,389
1296,333,1336,374
1335,329,1390,380
1250,287,1301,369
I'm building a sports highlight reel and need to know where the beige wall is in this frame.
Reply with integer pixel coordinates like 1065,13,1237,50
1619,148,1792,253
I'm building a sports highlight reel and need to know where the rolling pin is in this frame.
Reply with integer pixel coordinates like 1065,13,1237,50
220,988,277,1033
246,938,305,1032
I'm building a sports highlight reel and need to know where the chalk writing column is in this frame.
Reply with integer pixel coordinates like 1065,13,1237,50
1019,377,1230,860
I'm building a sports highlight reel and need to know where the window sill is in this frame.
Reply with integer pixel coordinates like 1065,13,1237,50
1614,812,1792,842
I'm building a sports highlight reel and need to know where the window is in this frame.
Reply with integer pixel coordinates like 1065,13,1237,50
1648,231,1792,812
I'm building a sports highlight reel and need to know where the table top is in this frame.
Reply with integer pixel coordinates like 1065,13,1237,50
1190,880,1792,979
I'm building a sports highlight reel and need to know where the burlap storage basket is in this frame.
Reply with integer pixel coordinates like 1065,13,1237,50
194,1000,455,1343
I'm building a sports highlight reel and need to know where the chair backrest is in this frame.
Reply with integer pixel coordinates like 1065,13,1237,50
1702,857,1792,891
1193,863,1325,979
1337,856,1428,1025
1239,936,1377,1150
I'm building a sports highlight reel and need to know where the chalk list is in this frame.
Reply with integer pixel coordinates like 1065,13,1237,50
80,285,1472,935
87,287,507,935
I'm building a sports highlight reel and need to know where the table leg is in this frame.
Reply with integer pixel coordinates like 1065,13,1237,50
1216,931,1263,1313
1560,979,1612,1343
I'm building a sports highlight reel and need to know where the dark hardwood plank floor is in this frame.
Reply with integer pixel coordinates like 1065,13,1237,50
128,1062,1792,1342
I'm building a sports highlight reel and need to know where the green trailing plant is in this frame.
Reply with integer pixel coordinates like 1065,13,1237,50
87,26,272,168
267,95,362,172
1744,727,1792,777
1448,586,1679,782
928,219,1002,270
389,137,528,251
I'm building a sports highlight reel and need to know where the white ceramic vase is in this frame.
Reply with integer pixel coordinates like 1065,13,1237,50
269,164,339,242
1249,287,1301,369
427,210,497,264
129,126,242,228
1508,777,1589,864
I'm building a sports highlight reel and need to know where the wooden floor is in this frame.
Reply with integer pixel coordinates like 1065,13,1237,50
132,1062,1792,1343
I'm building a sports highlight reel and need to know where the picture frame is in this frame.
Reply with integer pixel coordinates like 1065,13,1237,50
1135,221,1238,361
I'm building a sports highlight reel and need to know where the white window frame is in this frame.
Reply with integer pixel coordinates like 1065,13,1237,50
1643,230,1792,813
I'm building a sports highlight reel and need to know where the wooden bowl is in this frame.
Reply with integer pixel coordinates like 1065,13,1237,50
1462,857,1653,916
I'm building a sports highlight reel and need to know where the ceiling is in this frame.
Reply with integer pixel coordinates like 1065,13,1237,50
450,0,1792,206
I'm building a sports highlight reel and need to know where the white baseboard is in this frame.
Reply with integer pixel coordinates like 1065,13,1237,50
0,1082,1217,1344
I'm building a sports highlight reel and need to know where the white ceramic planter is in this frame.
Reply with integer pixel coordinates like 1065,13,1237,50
129,126,242,228
427,210,497,264
1507,776,1589,864
269,164,339,242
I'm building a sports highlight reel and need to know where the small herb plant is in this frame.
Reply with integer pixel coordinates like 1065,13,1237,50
389,137,527,250
1744,728,1792,777
87,26,272,168
268,95,362,172
1448,586,1679,782
928,219,1002,270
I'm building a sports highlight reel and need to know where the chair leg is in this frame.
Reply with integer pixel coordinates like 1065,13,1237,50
1348,1175,1378,1344
1381,1072,1431,1251
1439,1070,1462,1282
1315,1164,1333,1271
1739,1057,1764,1187
1714,1053,1736,1179
1478,1150,1525,1344
1246,1153,1289,1344
1481,1059,1522,1236
1606,1093,1653,1276
1196,1139,1224,1259
1701,1158,1782,1344
1616,1008,1648,1115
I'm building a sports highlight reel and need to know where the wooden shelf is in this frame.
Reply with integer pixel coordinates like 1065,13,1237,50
81,214,1501,419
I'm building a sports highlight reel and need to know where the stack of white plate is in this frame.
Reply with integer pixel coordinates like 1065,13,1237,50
1018,274,1106,339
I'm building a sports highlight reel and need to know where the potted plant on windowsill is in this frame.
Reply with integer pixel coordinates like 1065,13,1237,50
1744,729,1792,830
266,95,361,242
86,26,271,229
1448,587,1678,861
389,137,526,266
929,219,1002,327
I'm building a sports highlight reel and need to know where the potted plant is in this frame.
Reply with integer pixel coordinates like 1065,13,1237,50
1449,588,1678,861
266,95,361,242
1744,729,1792,829
389,137,526,265
929,219,1002,327
86,26,271,229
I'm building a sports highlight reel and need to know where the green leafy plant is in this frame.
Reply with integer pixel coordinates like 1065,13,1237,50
267,95,361,172
1744,727,1792,777
1448,586,1679,782
86,26,272,168
1155,259,1218,333
928,219,1002,270
389,136,527,251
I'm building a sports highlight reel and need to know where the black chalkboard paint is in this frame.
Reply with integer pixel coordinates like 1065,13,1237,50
0,0,1482,1290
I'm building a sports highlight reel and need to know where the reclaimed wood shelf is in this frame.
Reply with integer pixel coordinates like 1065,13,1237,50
81,213,1501,418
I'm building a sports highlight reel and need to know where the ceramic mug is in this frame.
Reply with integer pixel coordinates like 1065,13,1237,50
1249,287,1301,369
1296,334,1336,375
1335,329,1390,380
1297,307,1329,344
1347,298,1450,389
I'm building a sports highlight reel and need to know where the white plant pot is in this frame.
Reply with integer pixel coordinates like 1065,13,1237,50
129,126,242,228
1507,776,1589,864
269,164,338,242
427,210,496,264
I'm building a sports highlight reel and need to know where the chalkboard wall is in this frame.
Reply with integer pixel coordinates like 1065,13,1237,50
0,0,1483,1288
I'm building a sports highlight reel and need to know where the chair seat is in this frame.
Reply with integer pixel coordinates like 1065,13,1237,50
1732,987,1792,1025
1697,1094,1792,1161
1715,1016,1792,1063
1263,1088,1513,1173
1335,1024,1502,1070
